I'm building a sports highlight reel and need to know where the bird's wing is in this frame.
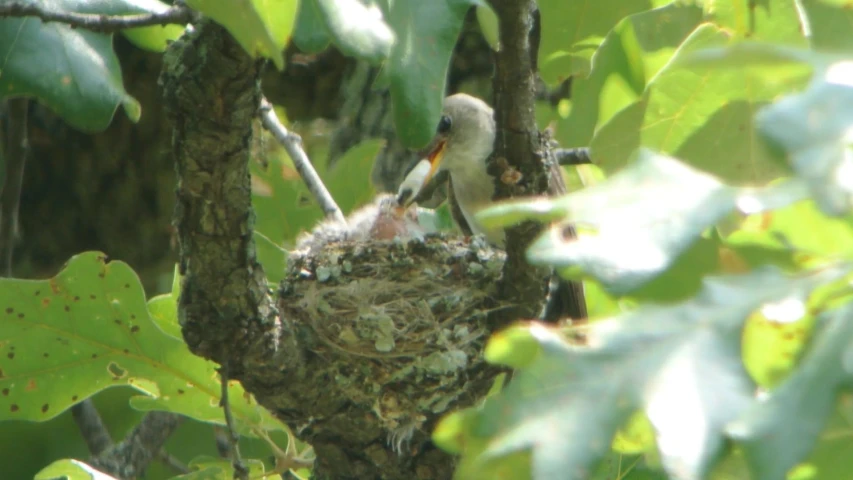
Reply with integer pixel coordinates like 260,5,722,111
447,176,474,237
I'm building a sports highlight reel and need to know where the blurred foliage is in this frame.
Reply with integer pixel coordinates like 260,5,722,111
467,0,853,477
5,0,853,480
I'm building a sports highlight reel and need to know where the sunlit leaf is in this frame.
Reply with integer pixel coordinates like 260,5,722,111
537,0,653,85
556,2,703,148
387,0,477,148
592,18,808,184
798,0,853,53
447,267,835,479
34,459,117,480
0,252,285,436
315,0,394,63
185,0,297,70
729,302,853,480
756,61,853,216
173,456,267,479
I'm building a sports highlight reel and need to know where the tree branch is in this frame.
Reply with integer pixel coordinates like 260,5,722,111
89,412,183,479
71,400,114,457
0,99,28,277
259,98,346,223
160,18,278,368
487,0,552,319
555,147,592,166
0,2,194,33
219,365,249,480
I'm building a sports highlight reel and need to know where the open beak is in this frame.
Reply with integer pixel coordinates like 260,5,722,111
396,138,447,208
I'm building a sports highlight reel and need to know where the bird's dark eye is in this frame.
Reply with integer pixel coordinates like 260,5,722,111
437,115,452,134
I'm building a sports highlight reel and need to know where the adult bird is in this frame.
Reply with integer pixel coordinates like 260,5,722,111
396,93,587,321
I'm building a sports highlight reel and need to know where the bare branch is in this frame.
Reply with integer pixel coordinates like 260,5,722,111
220,365,249,480
90,412,183,479
0,99,29,277
259,98,346,224
0,2,194,33
158,448,191,474
71,401,114,456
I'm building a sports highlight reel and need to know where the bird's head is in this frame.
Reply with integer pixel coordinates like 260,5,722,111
397,94,495,207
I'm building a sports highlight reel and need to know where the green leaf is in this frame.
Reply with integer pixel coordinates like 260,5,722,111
483,325,543,369
556,1,703,149
251,136,321,247
476,4,498,50
315,0,395,63
320,139,382,214
677,42,821,70
729,302,853,480
254,231,287,284
707,0,806,44
480,150,808,295
251,135,379,246
742,300,816,389
35,459,117,480
387,0,476,148
0,2,142,131
185,0,297,70
499,150,738,293
148,264,183,339
798,0,853,53
537,0,654,85
173,456,267,479
451,267,833,479
109,0,186,52
737,197,853,261
292,0,332,53
0,252,285,436
755,61,853,216
591,19,808,184
37,0,185,52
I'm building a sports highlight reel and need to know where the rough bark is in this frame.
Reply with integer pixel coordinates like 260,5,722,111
160,20,275,371
488,0,554,319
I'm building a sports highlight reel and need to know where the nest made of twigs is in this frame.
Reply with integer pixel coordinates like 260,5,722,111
278,233,511,452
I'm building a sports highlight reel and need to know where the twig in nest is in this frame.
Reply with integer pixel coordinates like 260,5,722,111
0,2,194,33
259,97,346,224
220,365,249,480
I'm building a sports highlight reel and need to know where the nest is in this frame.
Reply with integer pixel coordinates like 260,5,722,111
278,233,512,455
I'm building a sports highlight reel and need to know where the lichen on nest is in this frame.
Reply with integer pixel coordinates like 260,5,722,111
278,232,511,451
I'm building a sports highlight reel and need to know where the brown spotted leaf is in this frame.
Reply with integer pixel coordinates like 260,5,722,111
0,252,283,435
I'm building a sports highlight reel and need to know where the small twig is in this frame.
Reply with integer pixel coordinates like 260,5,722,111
0,3,194,34
0,98,29,277
158,449,191,475
214,426,232,458
554,147,592,166
71,401,114,456
220,365,249,480
90,411,183,479
259,98,346,224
